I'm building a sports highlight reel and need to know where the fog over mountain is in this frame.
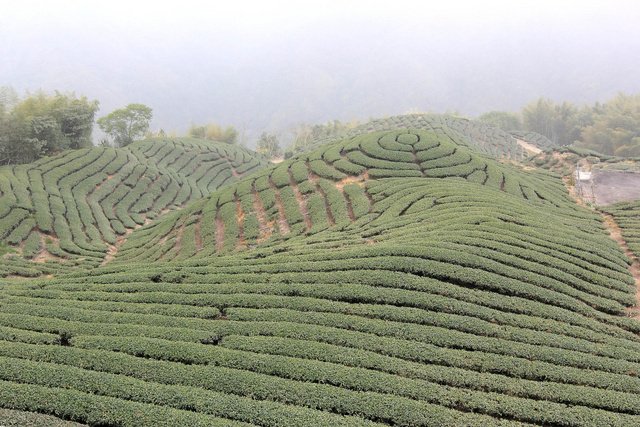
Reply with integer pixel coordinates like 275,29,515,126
1,1,639,145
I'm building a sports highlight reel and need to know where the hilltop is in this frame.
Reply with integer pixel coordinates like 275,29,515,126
115,129,574,263
2,128,640,425
0,117,554,276
293,113,556,161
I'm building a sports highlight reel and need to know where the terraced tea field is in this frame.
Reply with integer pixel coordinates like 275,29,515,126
601,200,640,258
1,129,640,425
115,130,571,263
0,138,269,276
307,114,557,162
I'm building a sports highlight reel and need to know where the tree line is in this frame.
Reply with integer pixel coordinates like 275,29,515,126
480,92,640,156
0,87,99,165
2,86,639,164
0,87,157,165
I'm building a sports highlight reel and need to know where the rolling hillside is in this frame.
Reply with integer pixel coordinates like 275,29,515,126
1,129,640,425
115,129,580,263
601,200,640,258
303,114,556,161
0,138,270,276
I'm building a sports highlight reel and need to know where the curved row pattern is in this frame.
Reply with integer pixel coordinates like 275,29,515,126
0,138,269,274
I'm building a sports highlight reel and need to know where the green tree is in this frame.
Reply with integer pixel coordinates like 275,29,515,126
0,86,18,116
478,111,522,131
522,98,555,140
186,121,238,144
256,132,282,159
577,93,640,156
521,97,583,145
97,104,152,147
0,89,98,164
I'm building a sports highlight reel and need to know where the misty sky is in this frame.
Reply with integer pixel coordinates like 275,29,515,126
2,0,640,143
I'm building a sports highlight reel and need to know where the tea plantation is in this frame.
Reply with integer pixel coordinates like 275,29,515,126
115,129,577,264
1,129,640,425
0,138,269,276
601,200,640,257
304,114,557,161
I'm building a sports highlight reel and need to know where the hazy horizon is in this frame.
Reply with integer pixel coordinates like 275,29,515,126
2,0,640,144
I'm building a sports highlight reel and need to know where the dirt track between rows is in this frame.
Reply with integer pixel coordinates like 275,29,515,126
601,214,640,318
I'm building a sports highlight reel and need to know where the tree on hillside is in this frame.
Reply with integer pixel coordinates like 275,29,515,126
576,93,640,156
522,98,555,140
0,86,18,116
186,121,238,144
97,103,152,147
478,111,522,131
0,88,99,164
521,97,583,145
256,132,282,159
284,119,362,158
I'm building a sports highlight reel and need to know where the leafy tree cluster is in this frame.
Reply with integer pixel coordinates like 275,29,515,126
481,93,640,156
478,111,522,132
0,87,99,165
285,119,361,157
97,104,153,148
520,98,589,147
186,121,238,145
256,132,283,159
578,93,640,157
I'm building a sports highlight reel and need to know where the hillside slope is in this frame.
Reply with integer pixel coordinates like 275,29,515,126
299,114,556,161
115,129,578,263
0,138,269,276
1,129,640,425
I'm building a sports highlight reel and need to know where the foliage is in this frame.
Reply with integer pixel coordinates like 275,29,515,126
601,200,640,257
478,110,522,131
577,93,640,156
187,121,238,144
517,93,640,155
256,131,283,159
97,103,152,147
0,88,99,165
285,119,362,157
1,151,639,423
520,97,586,146
2,127,640,424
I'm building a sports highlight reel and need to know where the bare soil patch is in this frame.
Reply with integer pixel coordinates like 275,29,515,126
33,248,60,264
514,139,542,154
591,172,640,205
215,209,225,251
335,174,367,190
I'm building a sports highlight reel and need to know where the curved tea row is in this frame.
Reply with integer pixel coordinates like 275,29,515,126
0,129,638,425
115,129,592,263
0,138,269,275
307,114,555,161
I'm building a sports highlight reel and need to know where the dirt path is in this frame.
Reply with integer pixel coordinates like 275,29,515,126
514,139,542,155
270,179,291,235
601,213,640,318
215,208,225,252
289,170,312,232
